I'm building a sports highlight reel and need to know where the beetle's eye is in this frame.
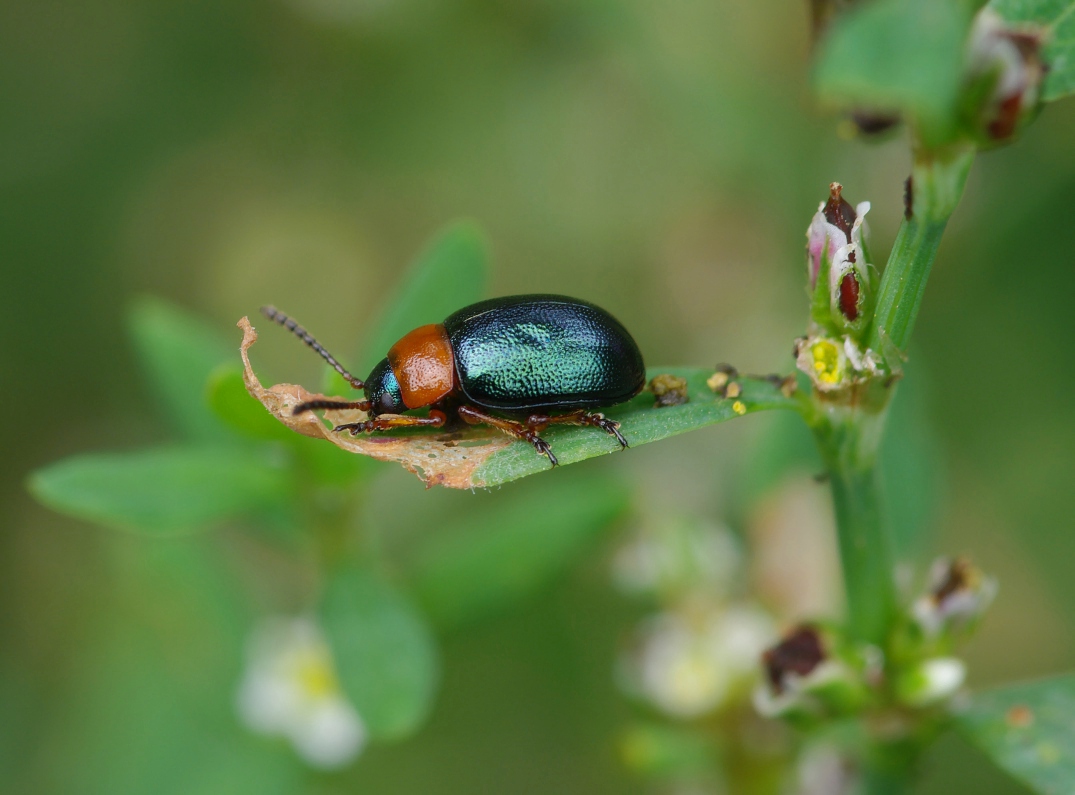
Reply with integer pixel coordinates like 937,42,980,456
377,391,401,415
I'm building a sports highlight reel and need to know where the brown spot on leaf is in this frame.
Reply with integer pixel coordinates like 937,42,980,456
238,317,513,489
1006,704,1034,729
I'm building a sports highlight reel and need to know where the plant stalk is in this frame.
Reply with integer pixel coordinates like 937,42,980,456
815,407,893,645
867,146,974,355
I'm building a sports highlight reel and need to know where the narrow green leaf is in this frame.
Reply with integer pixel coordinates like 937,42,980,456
813,0,974,145
956,674,1075,793
471,369,798,487
323,221,489,394
320,567,439,741
128,297,233,441
27,446,293,535
408,475,629,631
990,0,1075,101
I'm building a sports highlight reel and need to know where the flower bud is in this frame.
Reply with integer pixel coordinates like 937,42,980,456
806,184,873,336
895,657,966,707
753,624,874,722
964,9,1045,144
912,557,997,639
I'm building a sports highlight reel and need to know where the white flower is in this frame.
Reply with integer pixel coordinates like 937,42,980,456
627,604,776,718
966,9,1045,141
236,616,366,769
912,557,997,638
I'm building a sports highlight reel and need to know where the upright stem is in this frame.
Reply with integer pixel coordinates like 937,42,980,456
812,146,974,646
815,407,893,645
804,147,975,794
867,146,974,355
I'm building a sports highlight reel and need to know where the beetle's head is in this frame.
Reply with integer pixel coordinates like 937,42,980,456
364,357,405,416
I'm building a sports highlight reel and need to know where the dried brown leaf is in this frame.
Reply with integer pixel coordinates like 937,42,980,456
238,317,513,488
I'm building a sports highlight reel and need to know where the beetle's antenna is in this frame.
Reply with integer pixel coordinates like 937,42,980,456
261,306,365,390
292,399,371,416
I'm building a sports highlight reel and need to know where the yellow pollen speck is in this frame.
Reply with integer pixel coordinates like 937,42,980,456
811,340,842,384
732,401,746,415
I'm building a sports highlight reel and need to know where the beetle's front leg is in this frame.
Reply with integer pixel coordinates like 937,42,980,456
457,405,558,466
333,409,446,436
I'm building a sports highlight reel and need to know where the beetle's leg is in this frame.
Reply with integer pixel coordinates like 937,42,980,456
526,410,629,450
334,409,447,436
457,405,558,467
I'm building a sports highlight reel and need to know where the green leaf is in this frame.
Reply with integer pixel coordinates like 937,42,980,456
813,0,974,146
128,297,233,441
27,446,293,535
990,0,1075,101
471,369,798,488
408,475,630,631
320,566,439,741
323,221,489,394
956,674,1075,793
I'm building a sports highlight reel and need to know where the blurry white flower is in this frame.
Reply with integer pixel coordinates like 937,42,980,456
912,557,997,639
966,9,1045,142
236,616,366,769
613,518,743,600
895,657,967,708
627,604,775,718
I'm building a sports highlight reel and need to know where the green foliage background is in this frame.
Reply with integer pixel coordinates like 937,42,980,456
2,0,1075,792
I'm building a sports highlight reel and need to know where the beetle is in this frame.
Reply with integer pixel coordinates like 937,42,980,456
261,295,647,466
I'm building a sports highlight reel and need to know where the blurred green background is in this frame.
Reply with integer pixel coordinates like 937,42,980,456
2,0,1074,792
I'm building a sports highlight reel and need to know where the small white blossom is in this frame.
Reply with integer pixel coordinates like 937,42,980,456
967,9,1045,141
627,604,775,718
236,616,366,769
912,557,997,638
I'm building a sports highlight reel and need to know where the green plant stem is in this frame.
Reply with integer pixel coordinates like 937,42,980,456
814,408,893,645
867,146,974,355
811,146,975,646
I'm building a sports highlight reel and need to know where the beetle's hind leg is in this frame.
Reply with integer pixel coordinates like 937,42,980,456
457,405,559,467
528,410,629,450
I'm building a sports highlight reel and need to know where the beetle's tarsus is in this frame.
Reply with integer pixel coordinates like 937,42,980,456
587,413,628,449
534,438,558,467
